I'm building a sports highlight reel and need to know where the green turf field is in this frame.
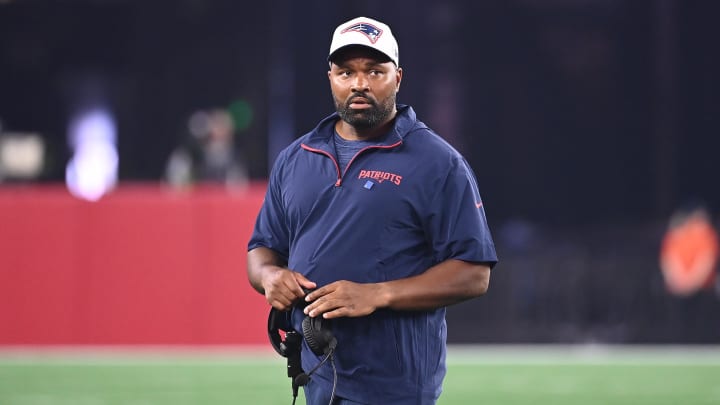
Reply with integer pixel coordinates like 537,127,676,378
1,345,719,405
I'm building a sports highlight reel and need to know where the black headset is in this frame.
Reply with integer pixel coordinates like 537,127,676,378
267,289,337,404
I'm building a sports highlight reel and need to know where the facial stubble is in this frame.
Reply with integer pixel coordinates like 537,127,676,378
334,91,397,130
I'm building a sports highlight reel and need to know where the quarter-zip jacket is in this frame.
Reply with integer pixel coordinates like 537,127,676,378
249,105,497,404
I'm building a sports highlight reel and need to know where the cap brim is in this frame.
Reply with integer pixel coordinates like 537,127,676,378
328,44,394,65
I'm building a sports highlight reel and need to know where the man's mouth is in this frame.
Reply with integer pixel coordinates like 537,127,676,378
348,96,373,109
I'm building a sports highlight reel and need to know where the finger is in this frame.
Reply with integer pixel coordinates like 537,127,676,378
319,307,346,319
303,297,328,317
305,282,336,302
304,295,343,317
269,296,293,310
268,284,298,308
274,285,297,302
284,279,306,301
294,273,317,292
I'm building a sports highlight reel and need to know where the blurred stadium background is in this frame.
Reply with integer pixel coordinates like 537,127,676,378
1,0,719,404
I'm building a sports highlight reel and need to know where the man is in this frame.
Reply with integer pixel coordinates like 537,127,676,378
247,16,497,405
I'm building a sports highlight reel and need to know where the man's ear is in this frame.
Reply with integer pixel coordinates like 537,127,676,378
396,67,403,92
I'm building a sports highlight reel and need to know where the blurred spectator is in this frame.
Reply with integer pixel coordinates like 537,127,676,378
0,117,46,183
165,108,248,189
0,131,46,183
660,204,719,296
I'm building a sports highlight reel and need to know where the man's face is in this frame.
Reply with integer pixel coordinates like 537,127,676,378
328,48,402,131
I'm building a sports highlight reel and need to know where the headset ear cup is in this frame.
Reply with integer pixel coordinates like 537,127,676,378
268,308,290,357
301,316,322,356
268,308,287,357
302,315,335,356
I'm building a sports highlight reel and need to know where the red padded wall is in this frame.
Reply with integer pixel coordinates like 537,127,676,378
0,184,269,345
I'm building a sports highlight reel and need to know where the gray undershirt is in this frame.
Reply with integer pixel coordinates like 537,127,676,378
333,131,379,174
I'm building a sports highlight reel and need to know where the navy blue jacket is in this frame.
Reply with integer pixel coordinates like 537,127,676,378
249,105,497,404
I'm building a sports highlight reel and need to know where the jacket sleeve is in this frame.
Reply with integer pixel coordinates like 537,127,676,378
423,156,498,267
247,153,290,260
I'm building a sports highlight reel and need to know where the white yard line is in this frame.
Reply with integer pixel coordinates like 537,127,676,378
446,344,720,365
1,344,719,365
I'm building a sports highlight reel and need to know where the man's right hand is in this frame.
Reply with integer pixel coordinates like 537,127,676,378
247,246,316,310
261,266,316,311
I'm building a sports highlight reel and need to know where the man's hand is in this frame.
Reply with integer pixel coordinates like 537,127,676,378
303,281,389,319
261,267,316,311
247,247,316,311
299,259,491,317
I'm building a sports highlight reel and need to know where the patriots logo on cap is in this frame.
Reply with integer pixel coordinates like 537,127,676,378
341,22,383,44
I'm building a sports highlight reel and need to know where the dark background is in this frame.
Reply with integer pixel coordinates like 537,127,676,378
1,0,719,343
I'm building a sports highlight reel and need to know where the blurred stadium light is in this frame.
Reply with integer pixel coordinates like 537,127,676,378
65,107,118,201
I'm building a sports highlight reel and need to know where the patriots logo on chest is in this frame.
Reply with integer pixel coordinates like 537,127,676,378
358,169,402,186
341,22,383,44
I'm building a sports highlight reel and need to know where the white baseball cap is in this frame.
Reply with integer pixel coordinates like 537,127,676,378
328,17,399,66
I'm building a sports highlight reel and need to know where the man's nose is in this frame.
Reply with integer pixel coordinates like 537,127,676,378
351,74,369,92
